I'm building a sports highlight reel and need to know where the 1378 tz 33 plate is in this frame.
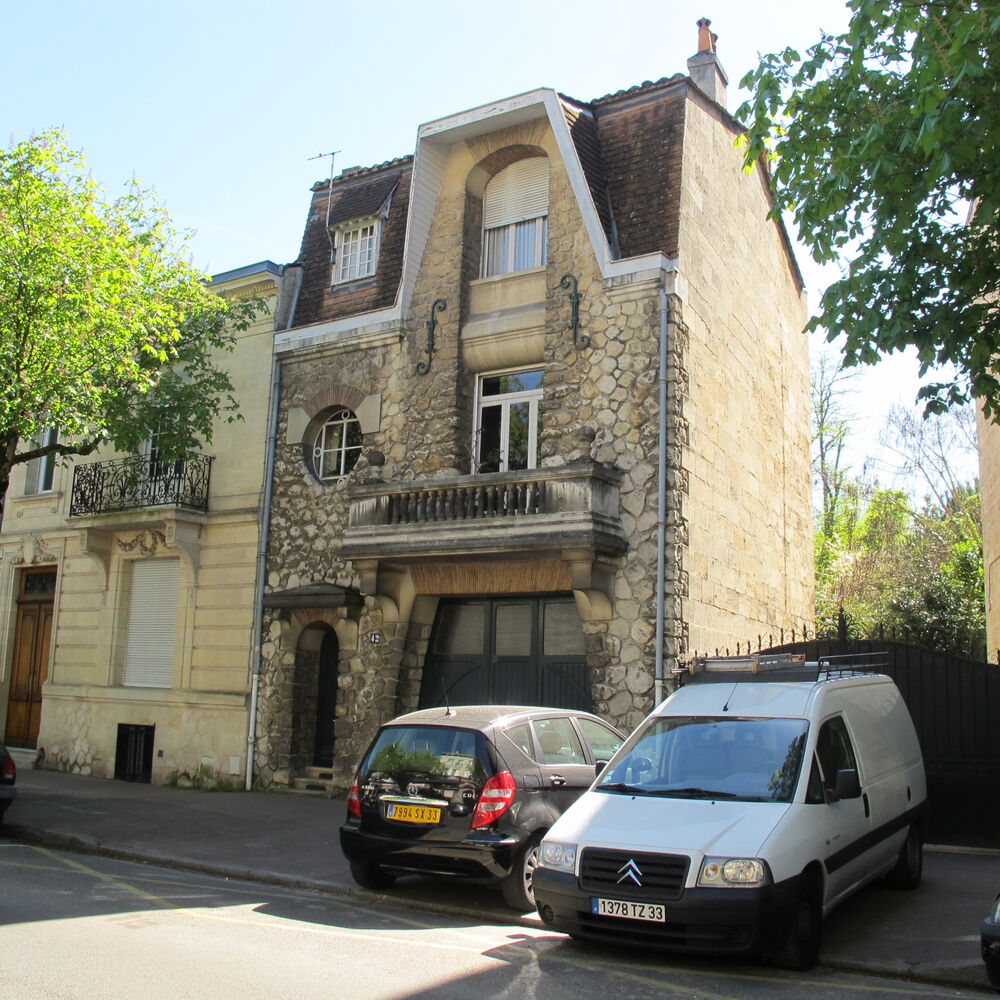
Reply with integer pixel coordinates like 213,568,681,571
591,898,665,922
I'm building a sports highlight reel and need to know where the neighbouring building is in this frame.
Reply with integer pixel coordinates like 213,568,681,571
0,262,297,786
253,22,814,792
978,404,1000,658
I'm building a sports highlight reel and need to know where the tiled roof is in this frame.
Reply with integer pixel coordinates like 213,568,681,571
559,96,616,255
292,159,412,327
559,75,689,259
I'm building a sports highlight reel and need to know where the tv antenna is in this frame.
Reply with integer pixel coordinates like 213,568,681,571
309,150,340,256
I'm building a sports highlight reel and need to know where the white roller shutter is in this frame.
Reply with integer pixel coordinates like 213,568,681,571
123,557,179,688
483,157,549,227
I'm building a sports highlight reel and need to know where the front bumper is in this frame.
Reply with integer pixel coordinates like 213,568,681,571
983,915,1000,990
340,823,522,880
533,866,799,956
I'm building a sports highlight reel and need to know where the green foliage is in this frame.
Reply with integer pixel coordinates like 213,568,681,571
0,129,259,511
815,483,985,655
737,1,1000,416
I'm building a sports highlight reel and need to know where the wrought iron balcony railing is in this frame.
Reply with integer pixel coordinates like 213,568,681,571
70,454,213,517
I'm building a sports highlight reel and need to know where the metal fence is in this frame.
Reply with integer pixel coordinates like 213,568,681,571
708,634,1000,847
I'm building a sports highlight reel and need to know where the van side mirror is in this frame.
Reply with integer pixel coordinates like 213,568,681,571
831,769,861,801
595,760,608,777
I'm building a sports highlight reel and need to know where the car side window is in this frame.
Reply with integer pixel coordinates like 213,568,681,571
805,756,825,804
532,717,586,765
576,717,623,762
815,716,858,796
504,722,536,760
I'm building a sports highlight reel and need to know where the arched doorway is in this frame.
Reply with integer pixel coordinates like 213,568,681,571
313,629,339,767
292,624,339,770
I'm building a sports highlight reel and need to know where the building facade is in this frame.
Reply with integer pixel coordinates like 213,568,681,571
253,33,814,790
978,403,1000,658
0,262,295,786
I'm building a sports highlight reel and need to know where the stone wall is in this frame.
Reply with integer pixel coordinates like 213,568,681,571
675,93,814,653
977,402,1000,658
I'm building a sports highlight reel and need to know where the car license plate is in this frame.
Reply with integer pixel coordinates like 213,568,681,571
591,898,666,922
386,803,441,824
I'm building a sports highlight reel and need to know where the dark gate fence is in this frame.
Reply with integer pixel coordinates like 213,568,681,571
733,637,1000,847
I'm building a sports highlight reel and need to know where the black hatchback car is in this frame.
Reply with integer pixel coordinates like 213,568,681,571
0,740,17,824
340,705,624,911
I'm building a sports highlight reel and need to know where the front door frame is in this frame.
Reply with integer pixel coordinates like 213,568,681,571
4,566,57,748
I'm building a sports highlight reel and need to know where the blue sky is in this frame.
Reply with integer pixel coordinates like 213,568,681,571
6,0,950,481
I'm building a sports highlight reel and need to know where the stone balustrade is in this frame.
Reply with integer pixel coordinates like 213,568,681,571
342,460,627,562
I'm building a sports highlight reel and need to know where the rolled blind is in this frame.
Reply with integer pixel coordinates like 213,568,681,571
483,157,549,228
123,558,180,688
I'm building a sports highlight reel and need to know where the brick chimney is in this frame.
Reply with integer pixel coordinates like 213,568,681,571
687,16,728,108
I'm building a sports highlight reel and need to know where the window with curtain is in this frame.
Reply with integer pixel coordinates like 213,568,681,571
481,158,549,277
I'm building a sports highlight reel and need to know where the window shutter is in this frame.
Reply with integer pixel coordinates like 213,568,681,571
22,457,41,496
483,158,549,228
123,558,180,688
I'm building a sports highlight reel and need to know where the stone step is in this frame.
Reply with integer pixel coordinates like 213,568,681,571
291,774,340,796
303,766,335,782
5,746,39,770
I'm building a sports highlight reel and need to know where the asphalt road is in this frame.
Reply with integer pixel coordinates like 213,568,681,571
1,842,993,1000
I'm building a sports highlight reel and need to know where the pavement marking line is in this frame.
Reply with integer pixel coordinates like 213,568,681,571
533,945,956,998
24,846,514,955
32,846,187,913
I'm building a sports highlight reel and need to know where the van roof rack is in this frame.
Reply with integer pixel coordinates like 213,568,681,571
676,651,889,685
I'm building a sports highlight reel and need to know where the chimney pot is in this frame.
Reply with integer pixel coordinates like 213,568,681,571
697,17,716,53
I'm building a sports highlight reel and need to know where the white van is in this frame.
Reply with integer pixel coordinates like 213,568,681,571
532,657,927,970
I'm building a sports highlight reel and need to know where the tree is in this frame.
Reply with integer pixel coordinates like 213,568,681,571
0,130,257,522
737,1,1000,416
811,390,985,655
812,351,860,541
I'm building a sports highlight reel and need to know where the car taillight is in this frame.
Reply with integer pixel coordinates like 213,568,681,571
347,774,361,819
471,770,517,828
1,757,15,783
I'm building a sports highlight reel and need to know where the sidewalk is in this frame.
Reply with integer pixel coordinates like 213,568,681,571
4,767,998,994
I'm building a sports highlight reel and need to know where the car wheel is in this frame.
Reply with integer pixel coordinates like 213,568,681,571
502,833,542,912
348,859,396,891
885,824,922,890
772,872,822,971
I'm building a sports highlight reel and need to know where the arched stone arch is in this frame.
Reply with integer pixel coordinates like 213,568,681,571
465,143,549,199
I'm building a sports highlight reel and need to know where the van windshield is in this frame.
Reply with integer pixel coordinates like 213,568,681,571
597,716,809,803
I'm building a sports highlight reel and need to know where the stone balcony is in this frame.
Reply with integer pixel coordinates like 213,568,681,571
342,461,627,622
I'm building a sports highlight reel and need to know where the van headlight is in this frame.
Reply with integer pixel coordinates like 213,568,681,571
540,840,577,873
697,857,771,887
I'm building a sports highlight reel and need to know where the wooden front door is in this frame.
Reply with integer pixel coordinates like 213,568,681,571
5,568,56,748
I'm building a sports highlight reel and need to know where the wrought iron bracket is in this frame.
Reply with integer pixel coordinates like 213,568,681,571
416,298,447,375
560,273,590,350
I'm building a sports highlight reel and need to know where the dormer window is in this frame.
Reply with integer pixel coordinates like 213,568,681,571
481,158,549,278
332,216,381,284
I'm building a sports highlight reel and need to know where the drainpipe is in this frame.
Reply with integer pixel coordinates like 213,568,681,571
245,267,300,790
246,354,281,790
655,283,669,708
